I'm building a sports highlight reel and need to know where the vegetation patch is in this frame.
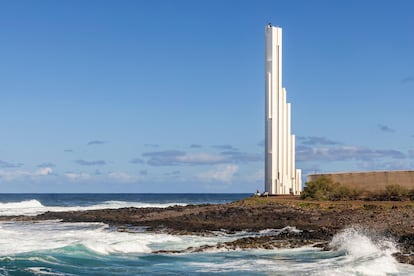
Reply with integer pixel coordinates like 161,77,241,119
301,177,361,201
302,177,414,201
296,202,321,209
236,197,279,206
362,204,384,211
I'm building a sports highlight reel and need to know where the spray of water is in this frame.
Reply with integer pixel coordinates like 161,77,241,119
324,226,400,276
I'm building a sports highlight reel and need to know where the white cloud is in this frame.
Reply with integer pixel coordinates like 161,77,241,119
108,172,140,183
64,172,91,180
143,150,261,166
0,170,29,181
63,171,141,183
297,145,406,161
36,167,53,176
197,164,239,183
0,167,54,181
176,153,226,164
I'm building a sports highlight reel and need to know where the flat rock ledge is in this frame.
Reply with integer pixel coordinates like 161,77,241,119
153,235,327,254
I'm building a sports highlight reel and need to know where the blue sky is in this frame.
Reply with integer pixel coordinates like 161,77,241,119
0,0,413,192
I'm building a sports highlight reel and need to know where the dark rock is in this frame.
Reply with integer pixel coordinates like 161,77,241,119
393,253,414,265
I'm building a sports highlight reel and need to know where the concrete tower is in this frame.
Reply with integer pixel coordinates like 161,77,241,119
265,24,302,195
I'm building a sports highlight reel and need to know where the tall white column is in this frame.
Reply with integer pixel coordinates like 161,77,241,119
286,102,292,187
265,24,302,195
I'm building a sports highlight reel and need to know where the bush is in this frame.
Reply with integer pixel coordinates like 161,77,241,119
302,178,413,201
300,177,327,200
368,184,409,201
385,184,409,200
408,189,414,200
301,177,340,200
301,177,365,201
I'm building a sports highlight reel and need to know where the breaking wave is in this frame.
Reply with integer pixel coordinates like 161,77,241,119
0,221,184,256
0,222,413,275
0,199,43,212
320,227,400,275
0,200,187,216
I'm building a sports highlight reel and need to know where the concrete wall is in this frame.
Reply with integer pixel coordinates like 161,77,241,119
307,171,414,192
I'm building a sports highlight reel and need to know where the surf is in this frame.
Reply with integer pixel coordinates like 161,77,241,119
0,199,188,216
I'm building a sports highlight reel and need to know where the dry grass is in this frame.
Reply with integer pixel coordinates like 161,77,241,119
235,195,414,210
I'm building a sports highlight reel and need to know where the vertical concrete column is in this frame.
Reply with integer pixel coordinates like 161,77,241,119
265,24,301,195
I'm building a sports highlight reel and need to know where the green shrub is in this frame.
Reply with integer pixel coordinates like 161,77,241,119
301,177,341,200
408,189,414,200
370,184,409,201
385,184,408,199
297,202,321,208
302,178,413,201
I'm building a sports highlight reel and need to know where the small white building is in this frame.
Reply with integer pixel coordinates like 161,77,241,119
264,24,302,195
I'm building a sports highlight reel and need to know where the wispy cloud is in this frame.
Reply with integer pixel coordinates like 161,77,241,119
142,150,261,166
108,172,140,183
37,167,53,175
143,150,225,166
220,151,262,163
164,170,180,176
297,145,406,162
37,162,56,168
190,144,202,148
197,164,239,183
357,160,412,171
0,167,53,181
401,76,414,83
139,170,148,176
87,140,106,146
0,160,23,168
130,158,145,164
64,172,91,180
257,140,265,148
64,149,74,153
378,124,395,133
176,152,227,164
64,171,140,183
75,160,106,166
300,165,322,176
298,136,341,146
212,144,238,150
142,150,185,166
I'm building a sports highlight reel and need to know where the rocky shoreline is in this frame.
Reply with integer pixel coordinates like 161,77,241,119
2,196,414,264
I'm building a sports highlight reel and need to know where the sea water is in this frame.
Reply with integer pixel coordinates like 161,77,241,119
0,194,413,276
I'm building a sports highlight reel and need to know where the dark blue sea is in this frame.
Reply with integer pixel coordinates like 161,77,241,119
0,193,412,275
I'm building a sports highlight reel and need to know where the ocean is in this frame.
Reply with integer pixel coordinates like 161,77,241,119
0,193,413,276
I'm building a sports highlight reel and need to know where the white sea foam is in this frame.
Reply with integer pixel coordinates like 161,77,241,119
0,220,269,257
183,227,411,275
0,200,44,216
26,267,67,276
0,221,185,256
324,227,399,276
0,200,187,216
259,226,302,236
191,259,266,273
189,250,311,273
210,226,301,239
1,222,414,275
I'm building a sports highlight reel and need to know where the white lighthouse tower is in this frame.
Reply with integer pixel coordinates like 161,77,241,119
265,24,302,195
